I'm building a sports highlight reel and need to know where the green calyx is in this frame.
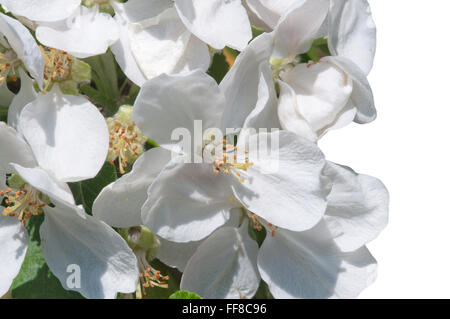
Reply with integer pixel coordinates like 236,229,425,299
7,174,25,189
58,59,92,95
121,226,160,258
82,0,114,15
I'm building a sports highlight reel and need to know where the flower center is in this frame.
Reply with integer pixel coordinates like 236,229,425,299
107,114,147,175
42,47,73,90
0,48,19,83
1,184,45,227
204,138,254,182
270,56,299,80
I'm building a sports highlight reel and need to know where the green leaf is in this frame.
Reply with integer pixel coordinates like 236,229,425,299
80,84,117,116
83,50,120,115
303,37,331,62
251,26,265,39
69,162,117,214
11,215,83,299
169,290,202,299
253,280,274,299
0,106,7,122
207,52,230,84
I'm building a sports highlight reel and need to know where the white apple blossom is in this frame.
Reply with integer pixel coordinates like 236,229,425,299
0,88,139,298
93,66,329,240
132,69,329,243
110,0,252,86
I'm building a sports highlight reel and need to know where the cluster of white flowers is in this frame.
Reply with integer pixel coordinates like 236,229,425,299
0,0,388,299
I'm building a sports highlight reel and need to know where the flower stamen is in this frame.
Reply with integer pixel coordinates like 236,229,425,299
135,249,169,298
107,115,146,175
212,139,254,182
0,49,19,84
1,185,45,227
41,46,73,92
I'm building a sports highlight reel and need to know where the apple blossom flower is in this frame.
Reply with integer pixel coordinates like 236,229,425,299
128,69,329,246
110,0,252,86
92,67,328,258
0,88,139,298
92,60,287,232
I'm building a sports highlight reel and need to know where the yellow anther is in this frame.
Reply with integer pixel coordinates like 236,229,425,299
211,142,253,182
1,185,45,226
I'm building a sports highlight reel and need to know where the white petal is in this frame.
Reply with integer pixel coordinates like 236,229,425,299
40,200,139,299
110,8,147,86
156,211,243,272
181,222,260,299
245,0,301,29
272,0,330,59
156,236,202,272
220,32,273,131
36,6,119,59
119,0,172,23
319,103,357,138
0,122,36,173
324,162,389,252
0,0,80,22
127,7,209,80
325,55,376,123
142,162,238,243
7,69,37,129
18,89,109,182
279,59,353,134
0,81,14,108
174,0,251,50
242,61,280,131
0,217,28,297
328,0,376,75
277,80,317,142
93,147,172,228
11,164,74,204
232,130,328,232
133,70,224,147
258,222,377,298
0,13,44,87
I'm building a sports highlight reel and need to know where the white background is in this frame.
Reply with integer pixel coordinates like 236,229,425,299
320,0,450,298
